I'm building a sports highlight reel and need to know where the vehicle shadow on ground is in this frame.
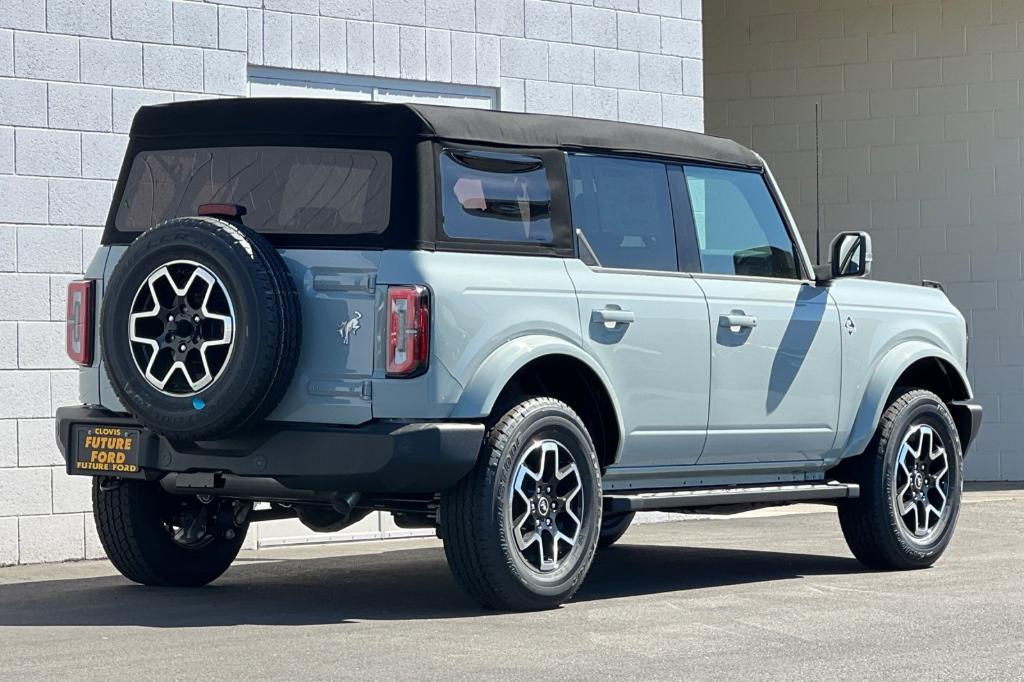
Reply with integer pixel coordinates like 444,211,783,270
0,544,863,628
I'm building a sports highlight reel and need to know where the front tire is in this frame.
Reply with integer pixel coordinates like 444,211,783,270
440,398,602,611
93,478,247,586
598,512,635,549
837,389,963,570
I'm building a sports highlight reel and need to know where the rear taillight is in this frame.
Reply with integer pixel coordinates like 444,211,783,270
66,279,94,366
386,285,429,378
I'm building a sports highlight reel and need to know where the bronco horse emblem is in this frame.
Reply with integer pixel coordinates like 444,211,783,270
337,311,362,345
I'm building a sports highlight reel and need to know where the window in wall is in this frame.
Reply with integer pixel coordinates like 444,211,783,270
440,150,553,243
683,166,800,279
247,67,496,108
567,155,678,272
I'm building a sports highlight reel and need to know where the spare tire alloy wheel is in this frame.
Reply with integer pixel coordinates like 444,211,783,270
129,260,235,396
102,217,300,442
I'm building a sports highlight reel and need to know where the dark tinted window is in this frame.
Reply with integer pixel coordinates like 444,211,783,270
567,155,677,272
115,146,392,235
439,149,553,243
683,166,800,279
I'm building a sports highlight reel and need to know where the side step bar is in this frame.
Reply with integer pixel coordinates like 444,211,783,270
604,481,859,514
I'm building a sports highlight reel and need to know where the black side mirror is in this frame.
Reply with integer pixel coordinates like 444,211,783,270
817,231,872,284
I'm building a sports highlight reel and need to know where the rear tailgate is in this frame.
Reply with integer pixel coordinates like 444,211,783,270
102,141,401,426
268,250,381,425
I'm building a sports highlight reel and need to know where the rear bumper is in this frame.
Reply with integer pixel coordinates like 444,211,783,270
950,399,983,456
55,405,484,494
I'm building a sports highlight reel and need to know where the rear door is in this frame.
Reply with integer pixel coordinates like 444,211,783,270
565,154,711,468
680,165,842,464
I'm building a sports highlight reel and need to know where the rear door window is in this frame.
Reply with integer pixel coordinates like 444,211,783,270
682,165,800,279
566,154,678,272
439,149,553,243
114,146,392,235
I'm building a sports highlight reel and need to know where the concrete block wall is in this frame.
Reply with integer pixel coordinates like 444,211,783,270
0,0,703,565
703,0,1024,481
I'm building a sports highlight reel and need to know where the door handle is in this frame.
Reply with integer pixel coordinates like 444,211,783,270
592,308,636,326
719,312,758,330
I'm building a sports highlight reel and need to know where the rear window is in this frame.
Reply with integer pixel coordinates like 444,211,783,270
567,154,678,272
114,146,392,235
439,149,553,243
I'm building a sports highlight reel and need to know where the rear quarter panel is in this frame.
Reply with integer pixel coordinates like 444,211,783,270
828,278,970,461
373,250,581,419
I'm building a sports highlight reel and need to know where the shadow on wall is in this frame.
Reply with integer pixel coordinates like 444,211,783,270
0,543,863,627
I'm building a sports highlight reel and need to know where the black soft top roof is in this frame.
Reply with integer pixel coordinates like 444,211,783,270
130,98,762,168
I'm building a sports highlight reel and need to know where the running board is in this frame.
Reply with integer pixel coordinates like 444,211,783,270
604,481,859,514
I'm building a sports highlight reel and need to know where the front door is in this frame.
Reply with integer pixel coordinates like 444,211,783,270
680,164,842,464
565,155,710,467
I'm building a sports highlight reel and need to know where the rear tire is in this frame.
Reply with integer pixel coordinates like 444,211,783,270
440,397,602,611
93,478,247,587
598,512,635,549
837,389,963,570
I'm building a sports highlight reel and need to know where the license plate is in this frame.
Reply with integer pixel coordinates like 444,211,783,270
70,425,145,478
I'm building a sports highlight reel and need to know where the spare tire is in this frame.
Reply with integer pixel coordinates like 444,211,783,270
101,216,300,441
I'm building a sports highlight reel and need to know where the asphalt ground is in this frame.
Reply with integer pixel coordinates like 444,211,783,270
1,488,1021,680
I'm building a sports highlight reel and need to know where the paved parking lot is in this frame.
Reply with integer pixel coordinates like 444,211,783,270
1,489,1021,680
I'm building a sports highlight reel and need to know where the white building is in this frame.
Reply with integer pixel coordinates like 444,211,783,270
0,0,1021,565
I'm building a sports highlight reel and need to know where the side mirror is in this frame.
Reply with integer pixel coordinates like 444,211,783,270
818,231,872,283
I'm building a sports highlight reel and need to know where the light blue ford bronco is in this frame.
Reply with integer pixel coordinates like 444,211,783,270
56,99,982,611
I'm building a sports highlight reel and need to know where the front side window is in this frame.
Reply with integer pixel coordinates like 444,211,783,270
567,155,677,272
439,149,553,243
115,146,392,235
683,166,800,279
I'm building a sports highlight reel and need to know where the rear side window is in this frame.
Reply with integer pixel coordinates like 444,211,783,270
567,154,677,272
114,146,392,235
683,166,800,279
439,149,553,243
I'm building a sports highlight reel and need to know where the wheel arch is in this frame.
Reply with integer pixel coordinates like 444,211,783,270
450,336,624,469
841,341,973,459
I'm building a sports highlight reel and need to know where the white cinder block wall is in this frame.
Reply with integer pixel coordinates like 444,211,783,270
0,0,703,565
704,0,1024,482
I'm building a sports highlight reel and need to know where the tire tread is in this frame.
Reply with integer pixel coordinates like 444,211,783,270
838,388,961,570
440,397,601,611
93,479,246,587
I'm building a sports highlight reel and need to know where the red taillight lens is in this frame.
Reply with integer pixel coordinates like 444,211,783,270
66,279,94,366
386,285,429,378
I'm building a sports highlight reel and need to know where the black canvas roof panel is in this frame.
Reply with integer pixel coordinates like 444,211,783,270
130,98,762,168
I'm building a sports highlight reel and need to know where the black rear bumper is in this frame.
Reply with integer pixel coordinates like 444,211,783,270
56,405,484,494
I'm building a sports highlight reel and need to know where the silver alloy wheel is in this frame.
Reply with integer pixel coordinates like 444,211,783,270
507,438,585,573
128,260,235,396
891,423,952,545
